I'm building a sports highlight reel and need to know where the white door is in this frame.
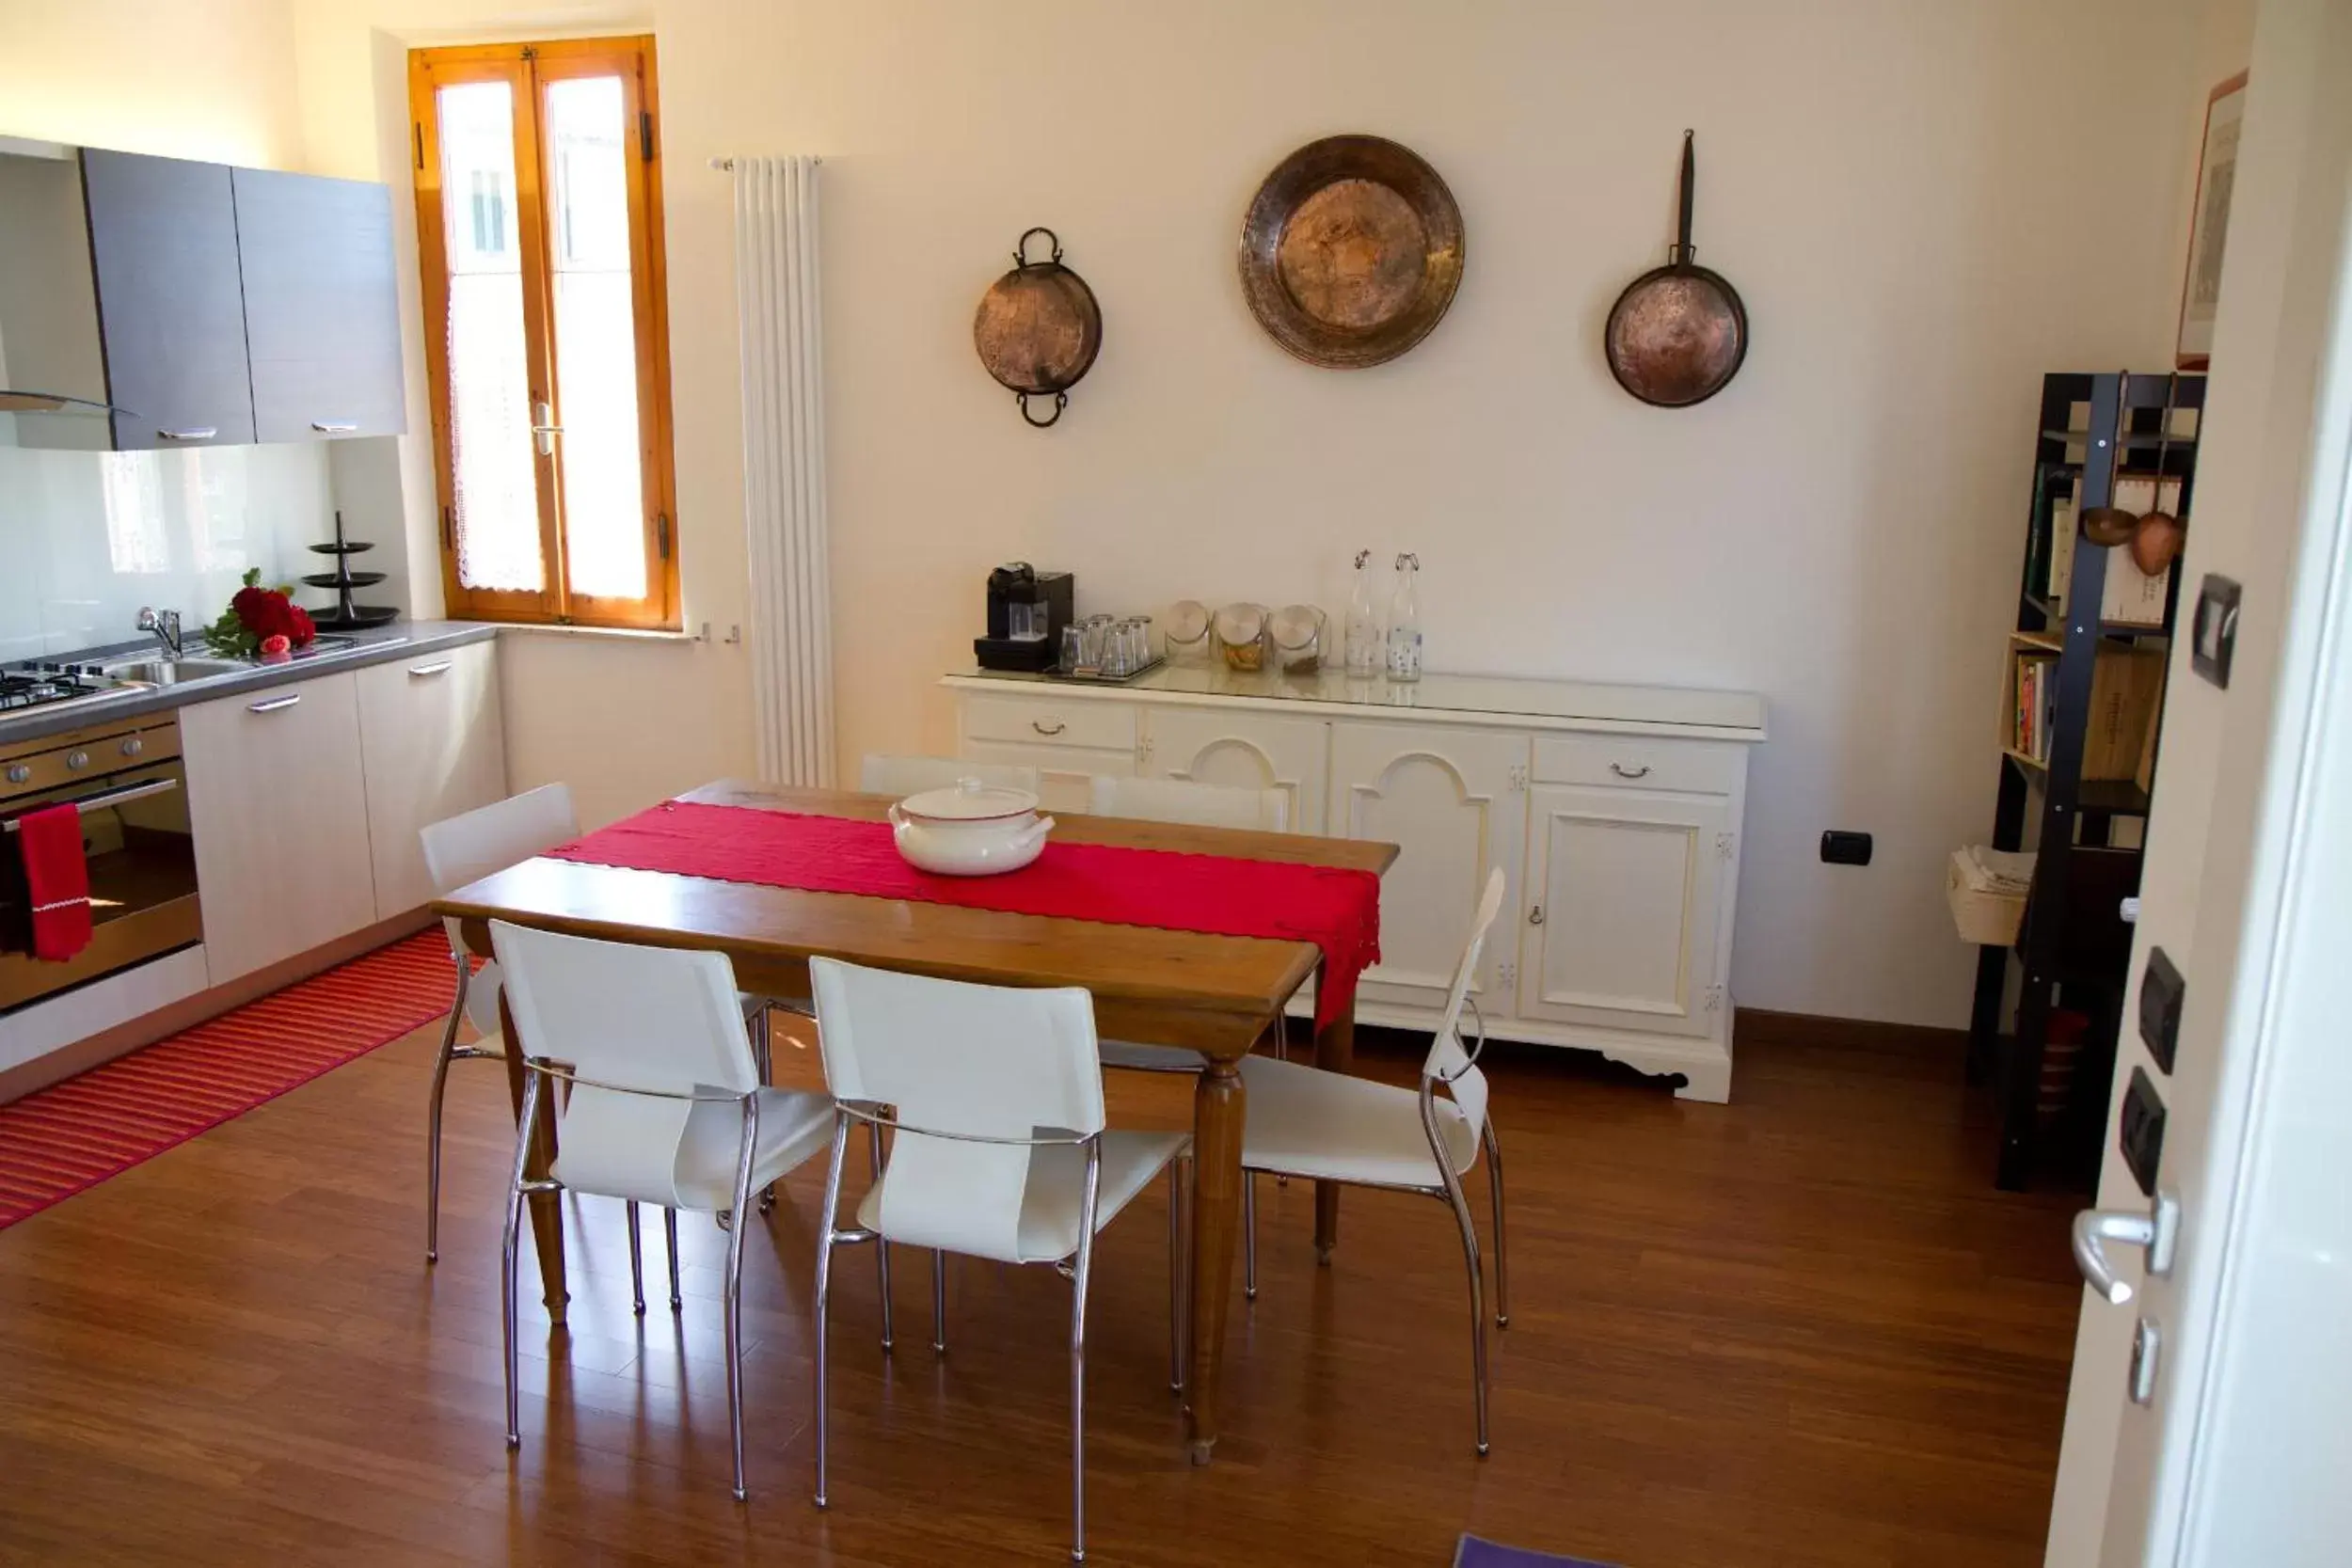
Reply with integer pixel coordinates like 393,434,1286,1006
179,673,378,984
356,641,507,920
1328,723,1524,1011
1144,705,1327,832
2046,17,2352,1565
1518,783,1724,1037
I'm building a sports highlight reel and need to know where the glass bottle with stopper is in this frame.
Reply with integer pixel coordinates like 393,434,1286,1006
1344,548,1383,677
1386,552,1422,683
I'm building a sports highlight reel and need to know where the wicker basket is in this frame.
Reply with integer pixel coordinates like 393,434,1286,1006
1947,848,2028,946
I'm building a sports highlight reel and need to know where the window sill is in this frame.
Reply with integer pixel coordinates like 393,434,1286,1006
493,622,696,644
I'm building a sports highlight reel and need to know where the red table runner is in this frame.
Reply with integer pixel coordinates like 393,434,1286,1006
543,800,1380,1028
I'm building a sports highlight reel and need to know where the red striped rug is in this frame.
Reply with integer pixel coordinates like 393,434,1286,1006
0,930,455,1230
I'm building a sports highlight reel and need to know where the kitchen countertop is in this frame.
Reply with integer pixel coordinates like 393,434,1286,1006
0,622,501,747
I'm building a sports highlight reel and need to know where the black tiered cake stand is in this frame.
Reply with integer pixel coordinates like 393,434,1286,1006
305,511,398,630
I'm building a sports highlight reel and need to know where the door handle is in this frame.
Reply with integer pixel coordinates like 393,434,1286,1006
1528,904,1545,926
246,693,302,714
2072,1190,2180,1305
310,420,358,435
532,399,564,455
408,660,453,678
157,427,217,442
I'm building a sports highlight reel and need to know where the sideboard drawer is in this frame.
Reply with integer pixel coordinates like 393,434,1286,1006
1533,734,1742,796
962,692,1136,753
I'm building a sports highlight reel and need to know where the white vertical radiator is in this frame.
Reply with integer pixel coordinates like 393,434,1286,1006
729,155,834,786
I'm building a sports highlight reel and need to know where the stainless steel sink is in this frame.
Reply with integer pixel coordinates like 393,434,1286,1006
103,657,249,685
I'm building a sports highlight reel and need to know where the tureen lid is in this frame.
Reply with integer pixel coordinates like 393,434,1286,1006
897,779,1041,822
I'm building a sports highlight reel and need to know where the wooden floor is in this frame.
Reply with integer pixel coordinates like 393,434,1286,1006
0,1009,2081,1566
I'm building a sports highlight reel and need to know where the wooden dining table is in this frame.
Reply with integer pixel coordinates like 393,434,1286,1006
433,780,1397,1464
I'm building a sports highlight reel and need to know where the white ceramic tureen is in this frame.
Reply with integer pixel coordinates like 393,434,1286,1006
887,779,1055,876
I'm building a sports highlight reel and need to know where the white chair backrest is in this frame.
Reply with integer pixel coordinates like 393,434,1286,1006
810,956,1104,1263
1422,866,1508,1141
420,784,579,1031
491,920,762,1209
1087,774,1290,832
860,753,1041,798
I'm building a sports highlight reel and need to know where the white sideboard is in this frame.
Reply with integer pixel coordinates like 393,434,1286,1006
943,666,1767,1101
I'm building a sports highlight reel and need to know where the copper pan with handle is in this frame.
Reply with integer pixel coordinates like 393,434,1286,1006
1605,131,1748,409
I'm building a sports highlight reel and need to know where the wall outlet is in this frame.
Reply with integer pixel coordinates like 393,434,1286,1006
1820,830,1873,865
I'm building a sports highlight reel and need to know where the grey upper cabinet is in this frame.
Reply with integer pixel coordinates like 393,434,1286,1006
233,168,406,442
78,149,257,450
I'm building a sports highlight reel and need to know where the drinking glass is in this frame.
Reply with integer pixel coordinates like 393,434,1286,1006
1060,624,1086,673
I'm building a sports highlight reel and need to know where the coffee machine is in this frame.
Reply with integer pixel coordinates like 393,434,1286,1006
975,562,1073,672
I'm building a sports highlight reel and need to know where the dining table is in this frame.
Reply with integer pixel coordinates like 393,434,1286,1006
433,779,1397,1464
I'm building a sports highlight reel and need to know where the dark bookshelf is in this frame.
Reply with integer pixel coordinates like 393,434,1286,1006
1969,371,2201,1191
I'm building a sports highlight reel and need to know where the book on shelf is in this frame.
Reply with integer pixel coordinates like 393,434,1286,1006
2048,474,2079,607
2099,474,2182,626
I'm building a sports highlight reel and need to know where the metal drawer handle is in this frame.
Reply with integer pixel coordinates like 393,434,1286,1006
1609,762,1652,779
2,777,180,832
1528,904,1545,926
310,420,358,434
158,427,217,442
408,660,453,678
247,694,302,714
1031,719,1066,736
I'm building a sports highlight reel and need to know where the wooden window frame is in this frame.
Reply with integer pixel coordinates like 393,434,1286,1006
409,37,681,630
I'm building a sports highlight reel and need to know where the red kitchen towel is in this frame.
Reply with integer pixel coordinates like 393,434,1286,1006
17,803,93,962
546,801,1381,1028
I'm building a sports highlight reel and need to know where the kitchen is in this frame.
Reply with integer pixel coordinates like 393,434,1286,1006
3,2,2349,1566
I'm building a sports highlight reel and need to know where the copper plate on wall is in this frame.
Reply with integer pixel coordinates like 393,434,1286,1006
1239,135,1465,370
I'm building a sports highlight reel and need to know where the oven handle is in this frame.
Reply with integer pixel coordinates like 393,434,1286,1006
1,776,182,833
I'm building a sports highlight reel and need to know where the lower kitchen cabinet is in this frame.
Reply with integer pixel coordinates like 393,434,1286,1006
946,668,1764,1101
356,641,507,919
179,672,378,985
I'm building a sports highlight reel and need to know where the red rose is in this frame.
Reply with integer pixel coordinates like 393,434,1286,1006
287,604,316,647
231,585,276,627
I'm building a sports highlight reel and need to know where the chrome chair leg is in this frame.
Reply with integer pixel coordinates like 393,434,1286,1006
626,1199,646,1316
424,953,468,1263
664,1208,683,1310
1439,1174,1492,1456
931,1251,947,1355
500,1076,543,1450
869,1121,895,1352
1068,1142,1102,1563
751,1008,778,1214
1484,1120,1510,1328
1243,1173,1259,1301
723,1097,760,1501
813,1116,852,1511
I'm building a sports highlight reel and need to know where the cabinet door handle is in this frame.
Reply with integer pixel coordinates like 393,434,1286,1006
408,660,453,678
247,693,302,714
310,420,358,435
1032,719,1066,736
1528,904,1545,926
158,427,217,442
1609,762,1652,779
531,399,564,455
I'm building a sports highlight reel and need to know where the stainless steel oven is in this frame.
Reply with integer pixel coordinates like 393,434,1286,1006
0,714,199,1013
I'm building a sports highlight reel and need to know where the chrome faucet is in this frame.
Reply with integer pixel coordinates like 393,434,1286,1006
136,607,183,659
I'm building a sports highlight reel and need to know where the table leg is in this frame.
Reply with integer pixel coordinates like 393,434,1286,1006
1184,1053,1247,1465
498,991,568,1325
1312,1010,1354,1261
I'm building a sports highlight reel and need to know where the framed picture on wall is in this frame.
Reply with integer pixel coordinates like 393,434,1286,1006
2176,71,2249,370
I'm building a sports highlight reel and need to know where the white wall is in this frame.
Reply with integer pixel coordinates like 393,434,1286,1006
8,0,2230,1026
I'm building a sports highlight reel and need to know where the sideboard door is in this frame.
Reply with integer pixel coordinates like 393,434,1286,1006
1143,706,1328,833
1518,782,1726,1037
1328,723,1527,1012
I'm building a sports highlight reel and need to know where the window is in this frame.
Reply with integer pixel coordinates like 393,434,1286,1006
409,37,679,628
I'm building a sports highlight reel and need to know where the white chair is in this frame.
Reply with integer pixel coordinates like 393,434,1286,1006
1085,774,1297,1074
1237,866,1511,1455
807,957,1191,1563
490,920,836,1500
860,753,1041,798
420,785,783,1294
1085,773,1289,832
